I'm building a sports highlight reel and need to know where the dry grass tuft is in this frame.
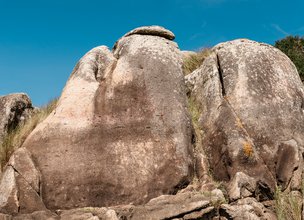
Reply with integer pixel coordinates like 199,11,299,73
0,98,58,170
182,48,211,75
275,186,302,220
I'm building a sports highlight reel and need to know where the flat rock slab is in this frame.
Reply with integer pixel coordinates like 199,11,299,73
123,25,175,40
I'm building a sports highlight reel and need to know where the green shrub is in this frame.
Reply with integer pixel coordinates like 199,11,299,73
0,98,58,170
275,36,304,81
182,48,211,75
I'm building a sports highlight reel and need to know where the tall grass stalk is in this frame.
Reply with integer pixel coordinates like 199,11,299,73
0,98,58,170
275,186,302,220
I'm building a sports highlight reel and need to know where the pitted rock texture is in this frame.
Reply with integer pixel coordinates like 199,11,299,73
8,26,194,210
186,39,304,198
0,93,33,144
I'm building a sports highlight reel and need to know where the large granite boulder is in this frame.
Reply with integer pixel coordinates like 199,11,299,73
0,26,194,212
186,39,304,199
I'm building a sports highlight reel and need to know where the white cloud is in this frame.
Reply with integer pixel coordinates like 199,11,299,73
271,24,290,36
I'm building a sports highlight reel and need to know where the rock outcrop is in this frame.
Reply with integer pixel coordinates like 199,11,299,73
0,26,194,212
186,39,304,200
0,93,34,171
1,28,304,219
0,93,33,144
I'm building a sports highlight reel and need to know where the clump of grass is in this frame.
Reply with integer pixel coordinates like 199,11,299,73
0,98,58,170
182,48,211,75
188,96,202,150
188,96,212,184
274,186,302,220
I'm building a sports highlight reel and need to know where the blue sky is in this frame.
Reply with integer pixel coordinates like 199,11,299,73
0,0,303,106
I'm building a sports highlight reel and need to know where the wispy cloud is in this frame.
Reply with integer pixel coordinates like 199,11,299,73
271,24,290,36
200,0,226,5
189,22,208,40
199,0,257,5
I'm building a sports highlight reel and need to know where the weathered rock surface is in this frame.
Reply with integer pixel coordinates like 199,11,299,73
122,25,175,40
2,26,194,211
220,197,276,220
186,39,304,198
0,147,46,215
228,172,256,201
0,93,33,144
0,190,223,219
0,191,277,220
125,190,225,220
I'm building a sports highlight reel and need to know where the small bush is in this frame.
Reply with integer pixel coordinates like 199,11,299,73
182,48,211,75
0,98,58,170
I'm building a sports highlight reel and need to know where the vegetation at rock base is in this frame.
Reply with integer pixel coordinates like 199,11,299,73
275,35,304,81
275,185,303,220
188,96,203,155
182,48,211,75
0,98,58,170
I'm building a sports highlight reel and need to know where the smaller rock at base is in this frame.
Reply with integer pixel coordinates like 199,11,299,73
183,206,215,219
12,210,58,220
0,213,12,220
228,172,256,201
104,210,118,220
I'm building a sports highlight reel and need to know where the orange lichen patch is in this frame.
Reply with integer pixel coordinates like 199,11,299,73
242,141,254,158
224,96,230,101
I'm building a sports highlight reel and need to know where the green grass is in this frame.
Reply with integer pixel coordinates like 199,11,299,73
0,98,58,170
182,48,211,75
275,186,302,220
188,96,202,151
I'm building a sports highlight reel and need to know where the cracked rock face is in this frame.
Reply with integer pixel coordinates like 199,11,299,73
1,26,194,211
187,39,304,198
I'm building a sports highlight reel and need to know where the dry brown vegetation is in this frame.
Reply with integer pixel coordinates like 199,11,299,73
182,48,211,75
0,98,58,170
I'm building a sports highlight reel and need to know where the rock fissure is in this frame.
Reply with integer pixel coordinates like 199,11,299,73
163,205,211,220
216,54,226,97
8,165,40,195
